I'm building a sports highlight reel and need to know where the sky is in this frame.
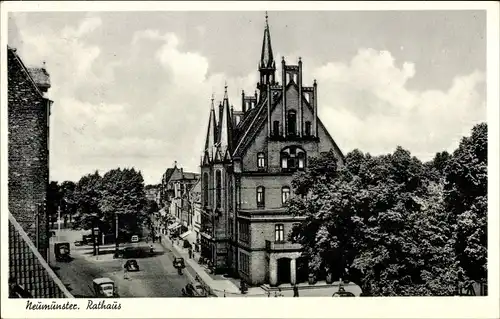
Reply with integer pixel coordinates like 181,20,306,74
8,10,486,185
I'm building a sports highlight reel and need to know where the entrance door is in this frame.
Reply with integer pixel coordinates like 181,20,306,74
277,258,291,285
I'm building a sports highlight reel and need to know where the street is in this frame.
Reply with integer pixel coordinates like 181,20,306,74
50,229,191,297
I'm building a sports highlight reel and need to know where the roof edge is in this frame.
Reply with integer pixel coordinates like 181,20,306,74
8,212,74,298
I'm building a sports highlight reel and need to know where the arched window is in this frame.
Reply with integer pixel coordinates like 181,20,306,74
282,187,290,205
305,121,312,136
257,152,265,168
287,111,297,136
256,186,265,208
203,172,209,206
215,170,222,208
280,146,306,172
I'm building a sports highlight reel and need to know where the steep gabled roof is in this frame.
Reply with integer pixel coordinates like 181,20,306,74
8,46,49,100
162,167,176,184
233,82,345,160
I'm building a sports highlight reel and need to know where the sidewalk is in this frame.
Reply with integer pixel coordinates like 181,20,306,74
160,234,245,297
159,233,361,297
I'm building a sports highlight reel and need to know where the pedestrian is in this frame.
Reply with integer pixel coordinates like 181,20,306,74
188,247,193,259
293,284,299,297
123,261,129,280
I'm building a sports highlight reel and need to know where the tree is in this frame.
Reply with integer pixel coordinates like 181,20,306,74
444,123,487,284
289,146,461,296
98,168,147,236
72,171,102,230
47,181,61,229
59,181,77,222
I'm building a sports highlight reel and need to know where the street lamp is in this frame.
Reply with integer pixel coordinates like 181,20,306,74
114,212,120,258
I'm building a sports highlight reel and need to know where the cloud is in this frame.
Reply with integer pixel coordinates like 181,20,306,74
10,16,485,185
314,48,485,160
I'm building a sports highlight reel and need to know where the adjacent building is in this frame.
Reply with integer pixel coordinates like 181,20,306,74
199,16,344,286
7,46,72,298
8,46,52,259
144,184,160,202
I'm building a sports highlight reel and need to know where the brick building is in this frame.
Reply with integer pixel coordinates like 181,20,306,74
199,15,344,286
7,46,71,298
8,46,52,260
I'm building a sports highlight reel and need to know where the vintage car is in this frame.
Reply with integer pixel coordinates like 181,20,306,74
93,278,117,298
124,259,140,272
183,283,207,297
54,242,71,262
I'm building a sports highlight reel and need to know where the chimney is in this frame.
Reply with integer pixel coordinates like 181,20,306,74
28,63,51,94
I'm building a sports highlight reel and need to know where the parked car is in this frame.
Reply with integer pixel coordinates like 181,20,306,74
184,283,207,297
54,242,71,262
74,240,83,246
124,259,140,272
173,257,185,269
93,278,117,298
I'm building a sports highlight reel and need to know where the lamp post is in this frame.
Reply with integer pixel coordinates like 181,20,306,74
114,212,120,258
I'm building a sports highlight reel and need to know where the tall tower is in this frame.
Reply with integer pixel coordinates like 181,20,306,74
257,12,276,95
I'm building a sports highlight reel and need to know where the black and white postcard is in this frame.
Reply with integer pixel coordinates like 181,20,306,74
1,1,499,319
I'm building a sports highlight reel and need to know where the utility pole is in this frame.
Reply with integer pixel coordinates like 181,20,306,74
115,213,119,257
57,205,61,242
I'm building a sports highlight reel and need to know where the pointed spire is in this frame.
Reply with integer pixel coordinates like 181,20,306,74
204,96,217,161
260,11,274,69
218,84,233,159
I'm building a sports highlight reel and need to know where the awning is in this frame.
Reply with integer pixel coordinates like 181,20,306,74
179,230,192,239
167,222,180,230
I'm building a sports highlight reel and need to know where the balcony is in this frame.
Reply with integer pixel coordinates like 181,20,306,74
265,240,302,252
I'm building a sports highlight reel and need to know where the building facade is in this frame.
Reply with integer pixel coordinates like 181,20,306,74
7,46,72,298
8,46,52,260
199,17,344,286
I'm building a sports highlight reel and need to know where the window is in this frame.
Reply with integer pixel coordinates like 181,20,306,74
203,173,209,206
257,153,265,168
273,121,280,137
298,153,305,169
287,111,297,136
282,187,290,205
280,146,306,171
239,252,250,274
215,170,222,208
256,186,265,207
275,224,285,242
238,221,250,243
305,121,312,136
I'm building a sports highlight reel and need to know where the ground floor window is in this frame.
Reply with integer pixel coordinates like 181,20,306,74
239,251,250,274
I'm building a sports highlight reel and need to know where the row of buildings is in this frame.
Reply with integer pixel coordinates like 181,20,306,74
7,46,73,298
154,164,202,248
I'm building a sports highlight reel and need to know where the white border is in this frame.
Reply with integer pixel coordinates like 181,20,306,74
1,1,499,319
